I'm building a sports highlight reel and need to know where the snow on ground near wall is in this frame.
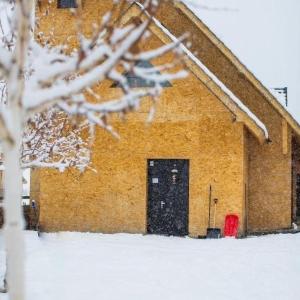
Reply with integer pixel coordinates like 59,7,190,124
1,231,300,300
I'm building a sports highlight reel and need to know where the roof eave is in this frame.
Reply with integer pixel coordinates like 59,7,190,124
175,1,300,139
128,2,269,144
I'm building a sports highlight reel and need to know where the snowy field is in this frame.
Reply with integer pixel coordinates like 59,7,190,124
1,231,300,300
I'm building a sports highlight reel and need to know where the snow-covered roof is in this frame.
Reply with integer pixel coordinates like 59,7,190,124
133,2,268,142
177,0,300,136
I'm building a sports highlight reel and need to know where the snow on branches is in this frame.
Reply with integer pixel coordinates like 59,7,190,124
0,0,187,171
22,109,90,171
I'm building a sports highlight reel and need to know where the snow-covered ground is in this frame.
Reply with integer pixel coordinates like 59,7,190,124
1,231,300,300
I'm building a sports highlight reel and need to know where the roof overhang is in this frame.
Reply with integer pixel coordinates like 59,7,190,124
174,1,300,140
123,2,268,144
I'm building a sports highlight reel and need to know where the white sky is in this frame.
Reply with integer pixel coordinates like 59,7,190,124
185,0,300,122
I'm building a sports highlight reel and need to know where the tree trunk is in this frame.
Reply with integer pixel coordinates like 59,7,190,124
2,1,33,298
3,117,25,300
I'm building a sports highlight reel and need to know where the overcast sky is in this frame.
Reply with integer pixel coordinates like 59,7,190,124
185,0,300,122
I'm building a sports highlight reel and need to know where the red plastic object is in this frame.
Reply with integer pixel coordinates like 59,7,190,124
224,214,239,237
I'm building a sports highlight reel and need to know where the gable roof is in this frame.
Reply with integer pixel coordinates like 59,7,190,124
125,2,268,143
174,1,300,138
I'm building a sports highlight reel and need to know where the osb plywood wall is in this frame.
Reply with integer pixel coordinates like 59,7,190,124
292,138,300,222
36,86,246,236
155,1,293,231
33,0,249,236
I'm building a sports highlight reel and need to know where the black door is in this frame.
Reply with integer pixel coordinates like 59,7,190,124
147,159,189,236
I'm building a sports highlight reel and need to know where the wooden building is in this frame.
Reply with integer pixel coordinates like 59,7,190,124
31,0,300,237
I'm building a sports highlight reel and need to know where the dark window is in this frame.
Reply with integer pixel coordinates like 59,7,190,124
111,60,172,88
57,0,78,9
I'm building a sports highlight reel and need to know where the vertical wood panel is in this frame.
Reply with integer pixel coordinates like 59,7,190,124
282,119,288,155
